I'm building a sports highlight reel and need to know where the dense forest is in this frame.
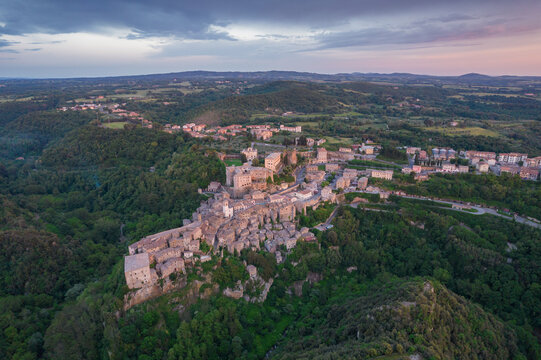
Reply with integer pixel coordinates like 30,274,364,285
188,82,340,125
392,173,541,218
0,109,225,359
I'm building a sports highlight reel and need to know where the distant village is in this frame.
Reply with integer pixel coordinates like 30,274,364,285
402,147,540,181
59,101,155,129
59,101,309,137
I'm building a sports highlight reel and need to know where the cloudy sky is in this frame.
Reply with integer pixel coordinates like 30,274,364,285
1,0,541,78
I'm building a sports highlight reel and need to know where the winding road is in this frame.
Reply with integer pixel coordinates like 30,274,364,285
387,194,541,229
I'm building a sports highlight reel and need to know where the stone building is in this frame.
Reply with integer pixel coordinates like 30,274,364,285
321,187,336,202
286,149,297,165
278,204,296,222
227,164,273,196
362,146,374,155
358,177,368,190
325,163,340,172
343,168,358,178
317,147,327,163
157,258,185,278
265,152,282,172
500,164,520,175
250,191,266,200
242,147,258,161
280,124,302,133
305,170,326,182
251,129,273,140
440,163,458,173
234,172,252,192
125,253,152,289
335,176,350,189
465,151,496,161
370,169,393,180
154,247,182,264
207,181,222,192
525,156,541,168
520,167,539,180
476,162,490,173
498,153,528,164
328,151,354,162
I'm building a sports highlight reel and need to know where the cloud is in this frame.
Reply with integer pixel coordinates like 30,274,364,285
29,40,64,45
428,13,478,23
2,0,541,77
0,39,18,47
310,14,541,50
0,38,19,52
1,0,539,40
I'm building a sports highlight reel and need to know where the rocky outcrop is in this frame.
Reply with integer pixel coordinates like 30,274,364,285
223,280,244,299
124,276,187,310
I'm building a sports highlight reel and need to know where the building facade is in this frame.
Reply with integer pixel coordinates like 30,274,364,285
317,147,328,163
241,147,258,161
370,169,394,180
265,153,282,172
125,253,152,289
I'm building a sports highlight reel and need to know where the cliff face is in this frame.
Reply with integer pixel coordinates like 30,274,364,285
271,279,520,360
123,275,220,310
123,277,186,310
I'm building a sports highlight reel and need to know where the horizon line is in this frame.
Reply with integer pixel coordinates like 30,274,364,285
2,70,541,81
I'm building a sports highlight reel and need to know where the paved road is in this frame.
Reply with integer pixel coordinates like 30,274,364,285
349,203,388,212
274,166,306,195
251,141,286,149
394,194,541,229
367,158,408,168
294,167,305,185
314,205,341,231
349,194,540,230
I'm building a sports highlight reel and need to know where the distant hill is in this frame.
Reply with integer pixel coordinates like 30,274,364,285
271,279,522,360
189,81,340,124
2,70,541,88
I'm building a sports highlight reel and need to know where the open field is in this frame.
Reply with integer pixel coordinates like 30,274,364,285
250,113,276,120
357,123,388,130
251,111,363,122
102,121,128,129
428,126,500,137
291,120,318,127
322,136,354,146
224,159,243,166
460,92,527,98
286,113,329,119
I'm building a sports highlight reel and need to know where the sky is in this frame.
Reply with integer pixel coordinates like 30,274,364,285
1,0,541,78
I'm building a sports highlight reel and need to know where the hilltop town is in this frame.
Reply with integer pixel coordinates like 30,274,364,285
124,131,540,306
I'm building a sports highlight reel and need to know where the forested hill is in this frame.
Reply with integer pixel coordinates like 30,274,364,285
271,279,520,360
0,123,226,359
188,81,340,125
2,70,541,88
